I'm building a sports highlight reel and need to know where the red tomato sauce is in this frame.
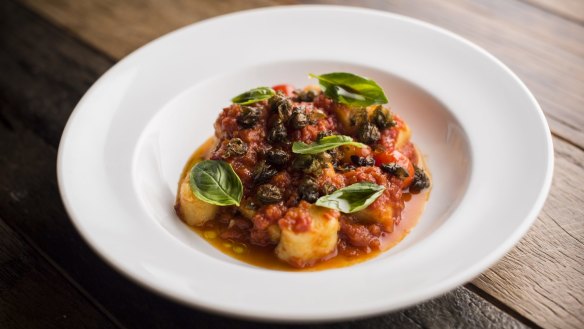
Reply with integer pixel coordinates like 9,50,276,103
176,85,430,270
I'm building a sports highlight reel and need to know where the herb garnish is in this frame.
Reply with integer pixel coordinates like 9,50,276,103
232,87,276,105
292,135,366,155
309,72,388,107
189,160,243,206
315,182,385,213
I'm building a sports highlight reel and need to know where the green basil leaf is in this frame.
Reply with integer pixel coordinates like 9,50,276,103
315,182,385,213
189,160,243,206
231,87,275,105
292,135,367,154
309,72,388,106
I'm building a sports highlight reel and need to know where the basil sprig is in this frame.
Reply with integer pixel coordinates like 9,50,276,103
189,160,243,206
315,182,385,213
292,135,367,154
232,87,275,105
309,72,388,107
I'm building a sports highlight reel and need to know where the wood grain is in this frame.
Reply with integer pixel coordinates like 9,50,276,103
17,0,293,60
0,217,119,329
474,136,584,329
0,1,530,328
18,0,584,151
0,1,110,148
523,0,584,24
7,0,584,327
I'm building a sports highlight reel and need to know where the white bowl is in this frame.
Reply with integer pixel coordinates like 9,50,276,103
58,6,553,322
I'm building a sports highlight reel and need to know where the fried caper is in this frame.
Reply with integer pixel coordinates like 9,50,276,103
409,165,430,193
380,163,410,179
257,184,282,204
252,161,278,185
350,155,375,167
266,148,290,167
357,122,380,144
236,106,261,128
297,89,318,102
371,105,396,129
288,107,309,129
292,154,324,175
222,138,248,158
298,177,319,203
267,119,288,144
269,92,292,118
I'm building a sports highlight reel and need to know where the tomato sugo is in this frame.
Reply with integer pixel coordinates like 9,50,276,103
175,72,431,270
272,84,295,97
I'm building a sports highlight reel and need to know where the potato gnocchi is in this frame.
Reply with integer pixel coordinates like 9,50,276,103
175,74,430,269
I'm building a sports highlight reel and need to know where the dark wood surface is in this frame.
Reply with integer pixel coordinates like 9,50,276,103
1,0,582,328
0,218,118,329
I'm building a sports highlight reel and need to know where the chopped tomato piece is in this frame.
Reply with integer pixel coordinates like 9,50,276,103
272,84,295,96
340,144,371,163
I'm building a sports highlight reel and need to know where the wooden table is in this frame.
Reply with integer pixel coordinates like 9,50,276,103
1,0,582,328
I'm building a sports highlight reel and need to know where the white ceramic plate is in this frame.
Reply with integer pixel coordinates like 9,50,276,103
58,6,553,322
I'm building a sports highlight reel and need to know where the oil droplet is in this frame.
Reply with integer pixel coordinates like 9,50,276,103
233,244,247,254
204,230,217,239
222,242,232,249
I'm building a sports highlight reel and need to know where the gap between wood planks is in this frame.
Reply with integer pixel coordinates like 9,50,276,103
518,0,584,26
465,283,542,329
552,129,584,153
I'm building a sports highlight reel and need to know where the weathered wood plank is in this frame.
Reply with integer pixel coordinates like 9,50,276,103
5,0,584,326
523,0,584,25
12,2,584,326
0,1,531,328
18,0,584,150
0,0,111,148
16,0,293,60
474,136,584,329
0,216,119,329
